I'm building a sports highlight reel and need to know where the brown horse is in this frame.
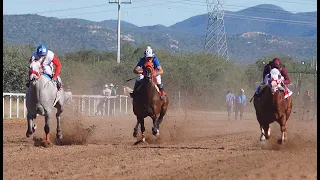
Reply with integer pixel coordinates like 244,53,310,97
253,68,293,144
132,61,169,141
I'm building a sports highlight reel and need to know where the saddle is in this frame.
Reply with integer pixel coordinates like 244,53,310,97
44,74,62,91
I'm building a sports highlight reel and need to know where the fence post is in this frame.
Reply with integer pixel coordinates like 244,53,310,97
9,95,12,119
93,97,96,116
107,98,110,116
16,97,19,118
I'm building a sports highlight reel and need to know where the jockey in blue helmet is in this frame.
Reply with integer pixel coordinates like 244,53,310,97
130,46,167,101
27,45,62,90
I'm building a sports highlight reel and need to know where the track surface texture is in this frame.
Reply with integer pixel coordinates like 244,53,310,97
4,108,317,180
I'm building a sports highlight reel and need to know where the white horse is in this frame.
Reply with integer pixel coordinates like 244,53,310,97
26,60,64,142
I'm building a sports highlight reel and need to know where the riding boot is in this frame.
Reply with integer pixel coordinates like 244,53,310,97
56,79,62,90
130,81,141,98
26,80,30,88
157,84,167,102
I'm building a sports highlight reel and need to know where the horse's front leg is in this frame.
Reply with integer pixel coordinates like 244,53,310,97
139,117,146,141
151,115,159,136
44,108,52,141
133,119,139,138
260,124,271,141
278,115,287,144
55,103,64,140
26,111,37,138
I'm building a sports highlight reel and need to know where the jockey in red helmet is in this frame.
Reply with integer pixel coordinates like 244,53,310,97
256,58,292,98
262,58,291,85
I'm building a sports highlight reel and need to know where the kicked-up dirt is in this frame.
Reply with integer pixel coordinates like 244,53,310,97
3,108,317,180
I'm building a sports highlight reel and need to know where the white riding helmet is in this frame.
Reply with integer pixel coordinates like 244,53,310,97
144,46,154,58
110,83,114,87
240,88,244,93
104,84,109,88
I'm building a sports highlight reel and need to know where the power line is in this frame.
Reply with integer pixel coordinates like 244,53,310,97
16,0,316,18
12,0,315,27
225,13,317,26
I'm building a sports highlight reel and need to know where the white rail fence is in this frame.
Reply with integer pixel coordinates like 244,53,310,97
71,95,132,116
3,93,131,119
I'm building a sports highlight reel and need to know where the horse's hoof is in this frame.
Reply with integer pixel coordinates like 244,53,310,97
26,131,32,138
141,134,145,142
152,128,159,136
56,133,63,140
277,139,284,145
133,129,138,137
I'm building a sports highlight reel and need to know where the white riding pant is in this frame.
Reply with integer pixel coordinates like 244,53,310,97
263,74,284,84
137,74,161,84
43,65,62,82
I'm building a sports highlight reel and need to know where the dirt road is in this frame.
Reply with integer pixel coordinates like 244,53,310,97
3,109,317,180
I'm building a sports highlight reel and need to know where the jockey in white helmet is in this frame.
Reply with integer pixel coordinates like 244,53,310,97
27,45,62,90
130,46,167,101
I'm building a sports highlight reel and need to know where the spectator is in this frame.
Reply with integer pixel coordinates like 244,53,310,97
64,86,73,105
110,83,117,96
96,84,112,115
225,89,235,121
235,88,246,120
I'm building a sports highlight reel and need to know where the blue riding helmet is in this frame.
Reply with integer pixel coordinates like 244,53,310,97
37,45,48,56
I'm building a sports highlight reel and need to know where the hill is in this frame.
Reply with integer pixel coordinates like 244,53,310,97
3,4,317,63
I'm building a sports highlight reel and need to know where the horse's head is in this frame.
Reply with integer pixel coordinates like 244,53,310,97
267,68,283,95
143,61,156,83
29,60,42,83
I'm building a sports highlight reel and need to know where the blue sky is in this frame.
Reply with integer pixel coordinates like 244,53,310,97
3,0,317,27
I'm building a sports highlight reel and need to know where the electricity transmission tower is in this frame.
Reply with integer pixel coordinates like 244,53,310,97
109,0,132,63
204,0,229,60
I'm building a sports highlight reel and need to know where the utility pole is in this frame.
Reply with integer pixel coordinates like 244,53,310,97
109,0,132,63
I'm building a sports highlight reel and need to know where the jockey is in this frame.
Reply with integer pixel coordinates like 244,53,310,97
130,46,167,101
256,57,291,97
262,58,291,85
26,45,62,90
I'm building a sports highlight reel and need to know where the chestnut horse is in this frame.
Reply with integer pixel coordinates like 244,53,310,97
132,61,169,141
253,68,293,144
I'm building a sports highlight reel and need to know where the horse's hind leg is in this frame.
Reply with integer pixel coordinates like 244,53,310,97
26,111,37,138
55,102,64,140
44,108,52,141
151,115,159,136
154,104,168,136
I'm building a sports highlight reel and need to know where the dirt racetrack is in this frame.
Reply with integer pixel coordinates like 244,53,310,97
4,107,317,180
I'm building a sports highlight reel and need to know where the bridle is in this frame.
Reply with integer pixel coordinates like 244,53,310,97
267,71,282,94
143,61,155,82
29,60,43,81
